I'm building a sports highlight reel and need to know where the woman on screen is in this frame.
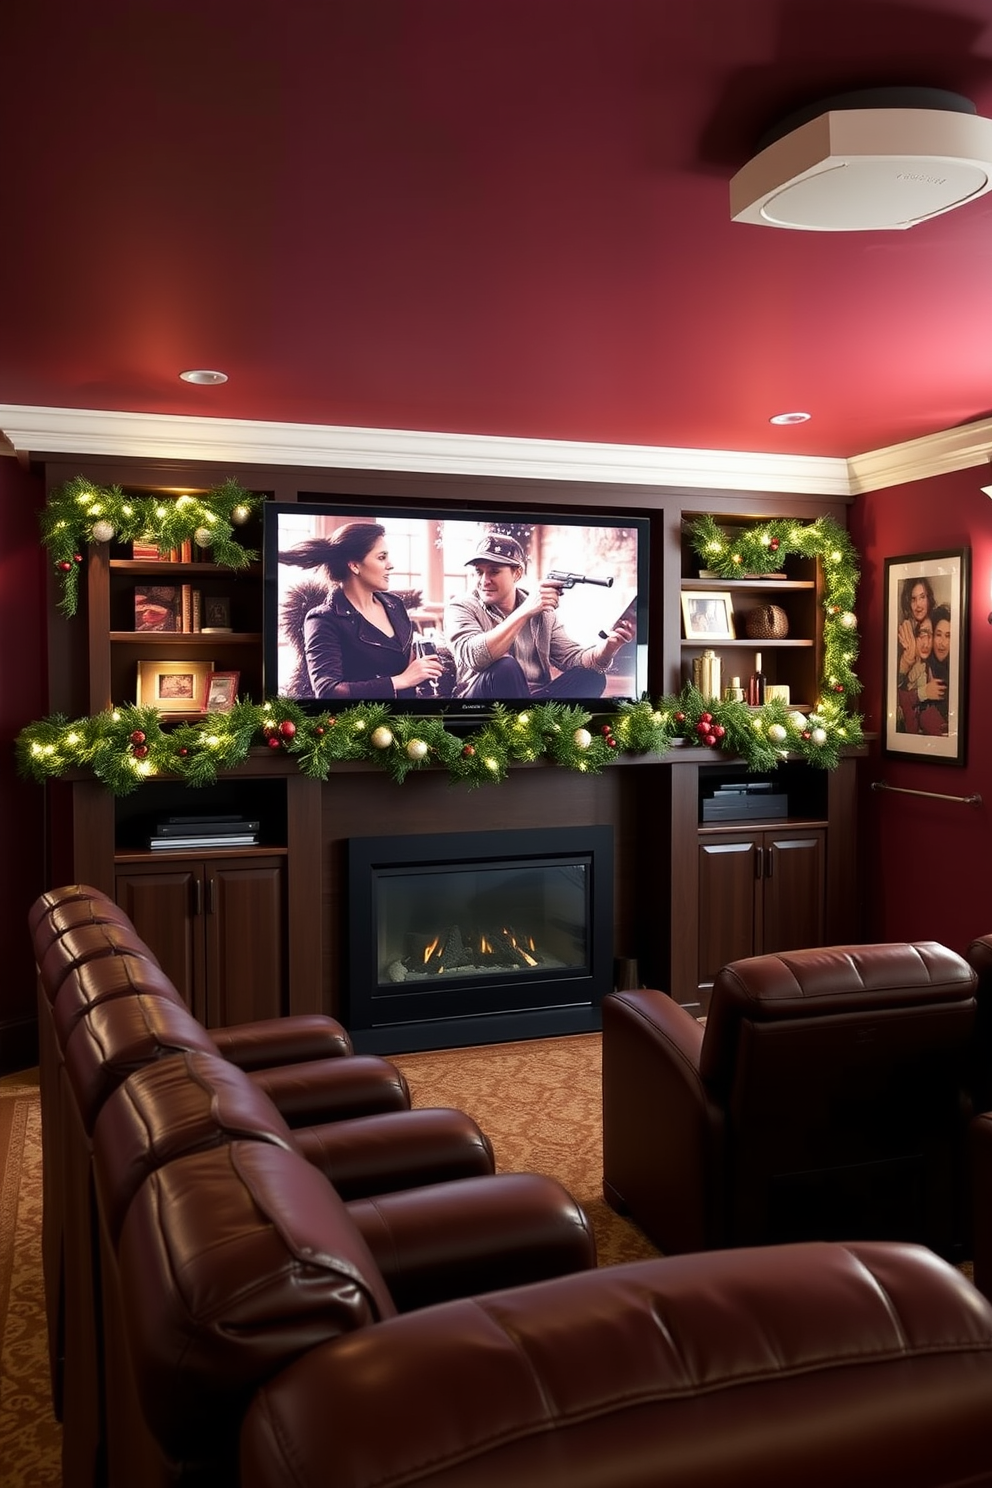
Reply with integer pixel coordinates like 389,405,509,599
279,523,443,699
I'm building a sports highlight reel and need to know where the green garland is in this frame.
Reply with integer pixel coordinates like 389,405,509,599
41,475,263,616
16,691,862,796
18,508,863,792
687,513,861,704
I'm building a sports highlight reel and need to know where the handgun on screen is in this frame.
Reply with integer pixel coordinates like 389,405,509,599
545,570,614,590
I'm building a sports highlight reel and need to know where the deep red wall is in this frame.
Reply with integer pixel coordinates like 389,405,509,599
0,456,48,1065
848,466,992,953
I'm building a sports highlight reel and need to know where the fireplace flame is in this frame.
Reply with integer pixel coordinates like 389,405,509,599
423,934,440,964
505,928,538,967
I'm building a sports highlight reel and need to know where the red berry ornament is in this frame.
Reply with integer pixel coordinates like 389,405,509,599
314,726,325,736
674,711,685,723
129,730,146,745
703,733,717,747
278,720,296,738
73,553,83,564
267,735,282,750
462,744,475,757
58,560,72,572
711,724,726,739
833,683,845,693
695,721,711,737
132,745,148,759
178,747,189,757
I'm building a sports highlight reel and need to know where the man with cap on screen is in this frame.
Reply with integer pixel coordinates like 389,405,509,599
444,532,634,699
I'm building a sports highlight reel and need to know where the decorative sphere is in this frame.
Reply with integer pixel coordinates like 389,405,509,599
91,519,115,543
406,738,428,760
768,723,787,744
194,526,212,548
267,736,282,750
278,720,296,738
811,727,827,746
132,744,149,759
58,560,72,572
839,611,857,629
573,728,592,749
129,730,146,745
370,726,394,750
230,505,251,526
462,744,475,756
789,711,808,730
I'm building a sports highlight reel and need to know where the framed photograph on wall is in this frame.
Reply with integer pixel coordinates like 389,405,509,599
883,548,969,766
136,659,213,715
681,590,736,640
205,670,240,713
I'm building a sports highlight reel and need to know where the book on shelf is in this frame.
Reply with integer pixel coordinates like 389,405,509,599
134,584,180,632
201,595,231,632
191,588,202,632
149,834,260,850
181,583,193,633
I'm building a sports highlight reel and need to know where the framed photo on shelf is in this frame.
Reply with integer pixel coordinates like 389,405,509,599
136,659,213,715
201,595,232,632
681,590,736,640
883,548,969,766
205,670,240,713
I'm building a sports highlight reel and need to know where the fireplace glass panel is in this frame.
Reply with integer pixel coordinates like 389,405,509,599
375,859,589,989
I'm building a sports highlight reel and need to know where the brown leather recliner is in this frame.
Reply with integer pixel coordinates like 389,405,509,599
104,1136,595,1486
29,882,398,1435
602,941,978,1258
240,1238,992,1488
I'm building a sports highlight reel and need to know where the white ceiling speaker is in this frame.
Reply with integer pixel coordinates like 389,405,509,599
730,88,992,231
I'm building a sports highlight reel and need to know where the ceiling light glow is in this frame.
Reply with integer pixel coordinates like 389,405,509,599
179,369,228,386
769,410,811,425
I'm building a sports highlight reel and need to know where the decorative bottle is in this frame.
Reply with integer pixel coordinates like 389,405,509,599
747,652,766,706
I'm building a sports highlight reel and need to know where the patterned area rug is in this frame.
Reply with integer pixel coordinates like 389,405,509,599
392,1032,661,1266
0,1075,61,1486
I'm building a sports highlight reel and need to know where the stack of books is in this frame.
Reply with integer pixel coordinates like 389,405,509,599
148,814,260,850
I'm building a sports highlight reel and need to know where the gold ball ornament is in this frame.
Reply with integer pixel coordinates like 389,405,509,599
230,505,251,526
91,519,115,543
573,728,592,749
370,726,394,749
194,527,213,548
406,738,428,760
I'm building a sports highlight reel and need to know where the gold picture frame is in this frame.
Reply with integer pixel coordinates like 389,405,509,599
136,659,213,714
681,590,736,640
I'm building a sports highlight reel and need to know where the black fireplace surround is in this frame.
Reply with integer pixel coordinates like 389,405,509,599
347,826,614,1053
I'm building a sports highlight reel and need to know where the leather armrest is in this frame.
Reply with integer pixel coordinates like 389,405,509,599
972,1111,992,1298
602,989,725,1254
249,1055,410,1124
211,1014,352,1068
293,1107,494,1199
241,1240,992,1488
346,1172,595,1309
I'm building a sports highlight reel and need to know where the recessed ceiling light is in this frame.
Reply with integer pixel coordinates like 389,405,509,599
769,410,811,425
179,369,228,386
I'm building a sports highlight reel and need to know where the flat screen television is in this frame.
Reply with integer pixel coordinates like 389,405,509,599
262,500,649,720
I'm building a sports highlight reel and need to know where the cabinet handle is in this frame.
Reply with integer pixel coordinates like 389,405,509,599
206,876,216,915
193,877,203,916
754,846,763,880
765,847,773,879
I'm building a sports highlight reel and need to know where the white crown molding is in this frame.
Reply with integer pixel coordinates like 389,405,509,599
0,404,851,496
1,402,990,496
846,417,992,492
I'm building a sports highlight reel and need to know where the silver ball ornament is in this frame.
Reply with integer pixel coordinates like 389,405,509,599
573,728,592,749
230,505,251,526
194,526,213,549
406,738,428,761
91,519,115,544
370,726,394,749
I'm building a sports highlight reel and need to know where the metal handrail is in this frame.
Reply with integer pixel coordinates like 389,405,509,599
871,780,983,807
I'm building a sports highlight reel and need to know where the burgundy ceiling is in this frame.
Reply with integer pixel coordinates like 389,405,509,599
4,0,992,460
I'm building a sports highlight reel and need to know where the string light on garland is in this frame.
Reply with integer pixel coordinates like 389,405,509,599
40,475,263,616
14,685,864,797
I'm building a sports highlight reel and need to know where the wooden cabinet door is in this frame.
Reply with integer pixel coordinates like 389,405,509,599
202,858,285,1028
697,834,761,991
761,829,825,955
115,864,205,1018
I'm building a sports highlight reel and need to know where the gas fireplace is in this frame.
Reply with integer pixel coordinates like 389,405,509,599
347,827,613,1052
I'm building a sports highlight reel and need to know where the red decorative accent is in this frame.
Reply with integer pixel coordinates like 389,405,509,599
703,733,717,747
73,553,83,564
267,736,282,749
674,711,686,723
57,560,72,572
769,537,780,551
833,683,845,693
462,744,475,756
699,712,712,723
129,730,146,745
178,747,189,756
314,726,325,736
278,720,296,738
132,744,148,759
711,724,726,739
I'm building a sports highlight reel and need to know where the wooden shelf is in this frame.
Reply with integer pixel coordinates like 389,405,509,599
109,631,261,645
